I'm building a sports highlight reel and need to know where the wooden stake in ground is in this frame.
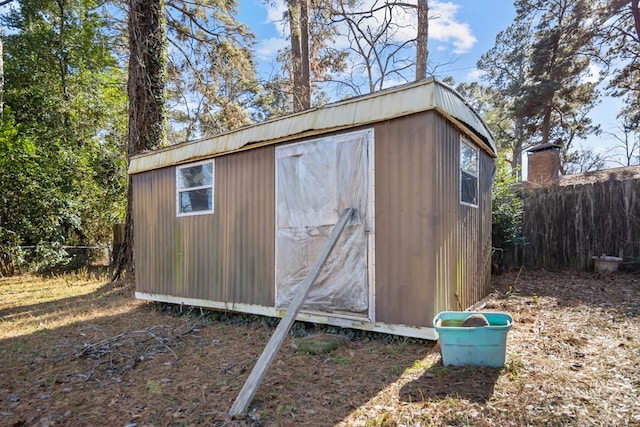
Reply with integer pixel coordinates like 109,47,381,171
229,208,354,416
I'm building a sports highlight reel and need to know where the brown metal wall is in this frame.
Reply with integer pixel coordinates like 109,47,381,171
224,146,275,306
177,210,225,301
374,113,438,327
374,111,493,327
432,113,459,316
134,112,492,328
133,145,275,306
445,124,494,311
133,169,180,296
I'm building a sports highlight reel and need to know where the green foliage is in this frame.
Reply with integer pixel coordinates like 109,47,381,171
0,111,86,271
492,157,525,252
0,0,127,273
436,366,450,378
502,358,525,380
251,75,293,122
0,111,74,244
276,403,298,417
390,365,404,375
146,379,162,395
0,228,25,277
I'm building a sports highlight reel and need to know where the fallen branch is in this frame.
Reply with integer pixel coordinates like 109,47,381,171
56,318,205,382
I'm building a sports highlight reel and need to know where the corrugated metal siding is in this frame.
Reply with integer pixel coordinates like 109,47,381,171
178,212,225,301
451,129,494,311
172,168,226,301
133,169,179,295
134,110,492,330
433,114,459,315
224,146,275,306
133,166,225,300
133,146,275,306
374,112,438,327
374,111,493,327
479,154,494,303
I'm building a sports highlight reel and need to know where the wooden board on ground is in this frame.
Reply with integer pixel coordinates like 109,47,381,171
228,208,354,416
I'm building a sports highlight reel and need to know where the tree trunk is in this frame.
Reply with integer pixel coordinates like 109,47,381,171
416,0,429,81
300,0,311,110
127,0,166,155
541,105,552,145
289,1,302,112
632,0,640,40
113,0,166,281
289,0,310,112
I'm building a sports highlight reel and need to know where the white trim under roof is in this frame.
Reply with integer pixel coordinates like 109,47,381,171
129,78,497,175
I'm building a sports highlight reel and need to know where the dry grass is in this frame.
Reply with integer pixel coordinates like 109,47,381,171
0,268,134,339
0,269,639,426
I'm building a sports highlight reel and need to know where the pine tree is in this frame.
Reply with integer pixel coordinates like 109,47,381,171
113,0,166,280
479,0,601,172
601,0,640,128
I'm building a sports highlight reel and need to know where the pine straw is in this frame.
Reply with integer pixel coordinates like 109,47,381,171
0,270,639,426
341,270,640,426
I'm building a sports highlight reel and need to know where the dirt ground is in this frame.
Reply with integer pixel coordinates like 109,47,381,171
1,269,639,426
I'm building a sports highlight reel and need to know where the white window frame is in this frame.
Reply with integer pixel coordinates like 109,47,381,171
176,159,215,217
460,137,479,208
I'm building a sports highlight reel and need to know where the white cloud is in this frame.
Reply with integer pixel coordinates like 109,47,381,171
335,1,477,54
256,0,478,77
265,0,288,37
255,0,289,61
584,63,601,84
466,68,485,82
430,1,477,54
261,0,476,53
256,37,289,60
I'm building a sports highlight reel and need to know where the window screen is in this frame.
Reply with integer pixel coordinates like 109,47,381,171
176,160,214,216
460,138,478,206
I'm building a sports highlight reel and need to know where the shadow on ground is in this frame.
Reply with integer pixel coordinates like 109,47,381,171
400,361,501,404
0,274,434,426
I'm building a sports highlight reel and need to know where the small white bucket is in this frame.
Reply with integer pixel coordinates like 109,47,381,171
592,256,623,273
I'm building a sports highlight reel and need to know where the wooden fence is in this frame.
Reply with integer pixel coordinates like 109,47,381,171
521,177,640,271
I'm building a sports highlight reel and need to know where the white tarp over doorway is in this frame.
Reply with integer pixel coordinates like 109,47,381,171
275,129,372,315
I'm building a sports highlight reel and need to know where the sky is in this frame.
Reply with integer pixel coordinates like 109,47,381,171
236,0,630,171
0,0,629,168
237,0,517,83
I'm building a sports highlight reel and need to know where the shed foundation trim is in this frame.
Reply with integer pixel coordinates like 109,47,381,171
135,292,437,340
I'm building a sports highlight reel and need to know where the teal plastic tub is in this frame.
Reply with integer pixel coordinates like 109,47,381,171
433,311,513,368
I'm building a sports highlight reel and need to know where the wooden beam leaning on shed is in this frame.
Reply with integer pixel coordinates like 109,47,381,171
229,208,355,416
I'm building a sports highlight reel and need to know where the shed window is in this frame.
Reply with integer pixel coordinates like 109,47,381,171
460,138,478,207
176,160,214,216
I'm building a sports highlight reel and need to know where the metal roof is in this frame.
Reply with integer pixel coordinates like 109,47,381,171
129,78,497,175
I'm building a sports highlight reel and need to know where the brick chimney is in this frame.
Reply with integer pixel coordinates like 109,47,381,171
527,143,561,185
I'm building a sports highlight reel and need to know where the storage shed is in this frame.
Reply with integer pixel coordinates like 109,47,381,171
129,78,497,340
